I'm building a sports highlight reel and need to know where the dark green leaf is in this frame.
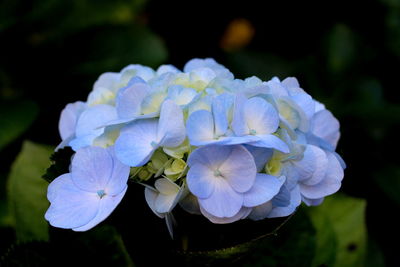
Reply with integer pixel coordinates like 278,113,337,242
0,100,38,151
7,141,53,242
308,194,367,267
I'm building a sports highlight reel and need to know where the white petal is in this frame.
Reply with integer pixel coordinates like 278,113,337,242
179,193,201,215
58,101,86,141
155,194,177,214
186,110,214,146
115,119,158,167
198,178,243,218
200,206,251,224
144,187,165,218
219,145,257,193
186,163,216,199
71,146,113,192
282,77,300,88
154,178,180,195
243,174,284,207
45,175,99,229
157,100,186,147
244,97,279,135
73,187,127,231
116,83,150,119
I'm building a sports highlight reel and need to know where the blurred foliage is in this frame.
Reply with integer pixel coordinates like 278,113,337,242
0,100,38,151
42,147,75,183
309,194,367,267
7,141,53,243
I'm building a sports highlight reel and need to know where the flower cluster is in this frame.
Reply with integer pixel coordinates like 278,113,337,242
45,58,345,236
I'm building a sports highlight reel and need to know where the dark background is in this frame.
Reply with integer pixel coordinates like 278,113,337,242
1,0,399,266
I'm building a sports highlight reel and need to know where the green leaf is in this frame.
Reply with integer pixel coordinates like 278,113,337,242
0,100,38,151
308,194,367,267
7,141,54,243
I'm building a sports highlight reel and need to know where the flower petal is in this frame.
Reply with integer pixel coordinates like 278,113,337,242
116,83,150,119
243,174,284,207
219,145,257,193
45,175,99,229
73,187,127,231
310,109,340,149
144,187,165,218
105,147,130,195
294,145,328,186
157,100,186,147
244,145,273,172
212,93,233,136
231,94,249,136
115,119,158,167
247,201,273,221
187,145,232,168
200,206,251,224
186,110,214,146
268,185,302,218
198,178,243,218
71,146,113,192
154,178,180,195
58,101,86,141
244,97,279,135
249,134,289,153
299,152,344,199
186,163,216,199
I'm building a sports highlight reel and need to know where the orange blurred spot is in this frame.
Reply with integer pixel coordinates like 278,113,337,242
220,18,255,52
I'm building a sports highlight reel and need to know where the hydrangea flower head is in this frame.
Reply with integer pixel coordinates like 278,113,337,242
47,58,345,236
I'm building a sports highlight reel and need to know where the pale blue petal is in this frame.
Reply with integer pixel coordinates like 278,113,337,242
58,101,86,141
302,196,324,206
105,147,130,195
291,93,315,121
115,119,158,167
120,64,155,82
93,72,119,92
47,174,72,202
71,147,113,192
294,145,328,186
75,104,117,138
243,174,284,207
212,93,234,136
184,58,234,79
167,85,198,107
300,152,344,199
73,187,127,231
144,187,165,218
187,145,232,168
268,185,301,218
244,145,273,172
219,145,257,193
198,178,243,218
69,135,98,151
272,184,291,207
45,175,99,229
200,206,251,224
282,77,300,88
231,94,249,136
310,109,340,149
333,152,346,169
186,110,214,146
250,134,290,153
187,163,215,199
156,64,180,75
116,83,150,119
157,100,186,147
248,201,273,221
244,97,279,135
